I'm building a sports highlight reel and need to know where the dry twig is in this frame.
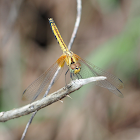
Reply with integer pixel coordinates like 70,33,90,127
21,0,82,139
0,77,106,122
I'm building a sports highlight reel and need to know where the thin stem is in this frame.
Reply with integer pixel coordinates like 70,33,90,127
21,111,37,140
21,0,82,139
68,0,82,50
0,76,106,122
21,67,61,140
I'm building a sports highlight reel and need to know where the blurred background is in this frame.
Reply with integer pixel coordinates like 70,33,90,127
0,0,140,140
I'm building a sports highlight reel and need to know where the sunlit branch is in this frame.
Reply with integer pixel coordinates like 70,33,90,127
0,76,106,122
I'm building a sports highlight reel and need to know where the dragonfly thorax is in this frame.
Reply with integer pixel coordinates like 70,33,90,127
70,62,81,74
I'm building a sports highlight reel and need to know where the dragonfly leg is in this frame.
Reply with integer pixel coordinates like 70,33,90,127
70,72,74,80
75,73,82,79
65,69,69,86
64,69,72,89
78,73,82,79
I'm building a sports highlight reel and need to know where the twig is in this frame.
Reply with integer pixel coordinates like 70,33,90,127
21,111,37,140
21,67,61,140
21,0,82,139
68,0,82,50
0,77,106,122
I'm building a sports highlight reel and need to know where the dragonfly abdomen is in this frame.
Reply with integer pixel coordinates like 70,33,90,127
48,18,68,52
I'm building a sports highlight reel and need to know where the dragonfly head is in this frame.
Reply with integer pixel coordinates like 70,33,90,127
70,62,81,74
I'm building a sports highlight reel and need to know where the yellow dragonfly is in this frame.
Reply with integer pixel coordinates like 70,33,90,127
22,18,124,102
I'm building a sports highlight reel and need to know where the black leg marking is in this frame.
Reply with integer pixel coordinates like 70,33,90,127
78,73,82,79
75,74,80,79
70,72,73,80
65,69,69,85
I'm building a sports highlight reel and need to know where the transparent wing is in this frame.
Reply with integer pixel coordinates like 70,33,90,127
22,55,65,102
74,54,124,98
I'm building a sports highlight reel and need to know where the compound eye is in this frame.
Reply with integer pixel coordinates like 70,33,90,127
70,64,76,70
76,62,81,68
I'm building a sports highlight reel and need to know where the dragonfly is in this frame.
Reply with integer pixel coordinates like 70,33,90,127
22,18,124,102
